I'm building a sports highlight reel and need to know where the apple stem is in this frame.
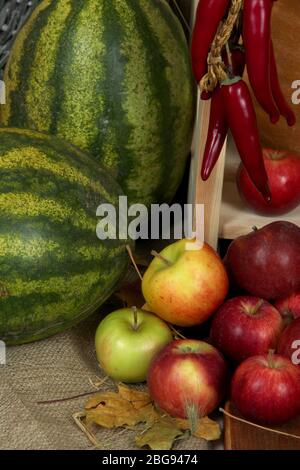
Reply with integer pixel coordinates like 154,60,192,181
268,349,276,368
151,250,172,266
126,245,143,281
268,150,285,161
252,226,258,232
253,299,264,315
132,306,139,331
168,324,187,340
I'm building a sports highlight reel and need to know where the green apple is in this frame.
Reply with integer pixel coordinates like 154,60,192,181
95,307,173,383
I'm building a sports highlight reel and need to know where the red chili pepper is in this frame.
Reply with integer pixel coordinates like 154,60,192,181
191,0,230,84
221,77,271,201
201,49,246,181
270,41,296,127
243,0,280,124
201,87,227,180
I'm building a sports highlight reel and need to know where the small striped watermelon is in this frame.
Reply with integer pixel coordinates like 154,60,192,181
0,128,129,345
1,0,195,207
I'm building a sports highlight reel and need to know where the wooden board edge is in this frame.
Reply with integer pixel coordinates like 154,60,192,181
188,96,227,249
224,401,233,450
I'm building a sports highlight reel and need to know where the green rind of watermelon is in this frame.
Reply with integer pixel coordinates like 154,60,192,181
0,128,130,345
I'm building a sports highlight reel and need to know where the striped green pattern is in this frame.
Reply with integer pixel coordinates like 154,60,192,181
1,0,195,206
0,128,129,345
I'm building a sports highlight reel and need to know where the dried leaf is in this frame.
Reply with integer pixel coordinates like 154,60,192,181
85,392,120,410
195,416,221,441
86,405,140,428
85,390,140,428
117,384,159,424
117,384,152,409
84,385,156,429
176,416,221,441
135,417,183,450
81,384,220,450
138,403,161,425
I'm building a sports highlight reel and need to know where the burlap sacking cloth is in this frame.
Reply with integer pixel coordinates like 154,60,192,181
0,313,212,450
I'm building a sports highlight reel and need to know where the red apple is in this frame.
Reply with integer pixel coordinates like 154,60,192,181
277,318,300,366
237,148,300,215
275,292,300,324
231,352,300,425
210,296,283,362
142,239,229,327
147,339,228,418
225,221,300,300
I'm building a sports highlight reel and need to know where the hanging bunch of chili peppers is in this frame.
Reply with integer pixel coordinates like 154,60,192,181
191,0,296,201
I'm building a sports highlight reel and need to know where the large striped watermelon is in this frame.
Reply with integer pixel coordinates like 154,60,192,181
1,0,195,207
0,128,129,345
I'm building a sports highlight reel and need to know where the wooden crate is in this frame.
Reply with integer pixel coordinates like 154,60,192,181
188,0,300,249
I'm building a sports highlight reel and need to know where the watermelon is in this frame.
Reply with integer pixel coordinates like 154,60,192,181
0,128,129,345
1,0,195,207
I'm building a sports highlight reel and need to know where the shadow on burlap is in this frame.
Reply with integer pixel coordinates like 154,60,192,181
0,312,212,450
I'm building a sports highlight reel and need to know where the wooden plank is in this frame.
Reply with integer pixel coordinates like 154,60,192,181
224,402,300,450
190,0,198,23
188,0,227,249
188,98,227,249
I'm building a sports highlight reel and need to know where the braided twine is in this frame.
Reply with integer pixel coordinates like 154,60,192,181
200,0,244,93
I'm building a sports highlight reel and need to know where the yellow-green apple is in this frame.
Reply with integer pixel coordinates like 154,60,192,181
95,307,173,383
147,339,228,418
210,296,284,362
231,352,300,425
142,239,229,327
